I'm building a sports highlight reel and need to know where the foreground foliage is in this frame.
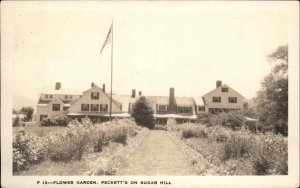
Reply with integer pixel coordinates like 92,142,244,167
13,118,140,173
197,111,244,130
256,45,288,135
167,120,288,175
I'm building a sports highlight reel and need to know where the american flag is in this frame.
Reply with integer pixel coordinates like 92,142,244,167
100,23,113,54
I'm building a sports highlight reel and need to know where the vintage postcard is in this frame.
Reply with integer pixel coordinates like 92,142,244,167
1,1,299,188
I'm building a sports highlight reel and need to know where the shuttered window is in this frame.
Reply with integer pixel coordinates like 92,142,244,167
100,104,108,112
52,104,60,111
213,97,221,103
91,92,99,100
91,104,99,111
81,104,89,111
228,97,237,103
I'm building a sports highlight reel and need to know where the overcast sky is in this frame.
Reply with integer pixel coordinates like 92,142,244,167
3,2,288,102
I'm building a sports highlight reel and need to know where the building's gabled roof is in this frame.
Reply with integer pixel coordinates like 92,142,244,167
112,95,139,112
41,86,82,95
194,97,204,106
82,84,102,94
202,84,245,99
176,97,194,106
37,96,75,105
75,83,122,109
37,95,66,106
146,96,169,105
145,96,169,109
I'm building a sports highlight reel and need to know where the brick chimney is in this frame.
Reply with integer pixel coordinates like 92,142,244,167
168,88,176,112
102,84,105,93
131,89,136,98
91,82,95,88
216,80,222,88
139,91,142,96
55,82,61,90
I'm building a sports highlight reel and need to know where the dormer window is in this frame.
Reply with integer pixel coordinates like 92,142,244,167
91,92,99,100
222,87,228,92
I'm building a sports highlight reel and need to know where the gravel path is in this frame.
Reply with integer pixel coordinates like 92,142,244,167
116,130,197,175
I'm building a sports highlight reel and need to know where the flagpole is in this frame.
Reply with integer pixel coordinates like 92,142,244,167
109,21,113,121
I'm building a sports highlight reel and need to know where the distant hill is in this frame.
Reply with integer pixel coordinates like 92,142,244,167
13,94,37,110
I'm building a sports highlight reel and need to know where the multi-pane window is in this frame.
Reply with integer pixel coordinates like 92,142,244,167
178,106,192,113
65,95,68,99
158,105,167,111
45,95,48,98
100,104,108,112
198,106,205,112
81,104,89,111
50,95,53,98
52,104,60,111
40,115,48,120
213,97,221,103
228,97,237,103
209,108,222,114
222,87,228,92
69,95,72,99
91,92,99,100
91,104,99,111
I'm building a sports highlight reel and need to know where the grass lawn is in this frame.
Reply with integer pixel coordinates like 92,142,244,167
13,125,69,137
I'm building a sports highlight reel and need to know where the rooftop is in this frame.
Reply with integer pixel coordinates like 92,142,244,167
41,86,82,95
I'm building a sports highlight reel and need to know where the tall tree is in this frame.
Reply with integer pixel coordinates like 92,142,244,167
256,45,288,135
21,107,34,122
131,96,155,129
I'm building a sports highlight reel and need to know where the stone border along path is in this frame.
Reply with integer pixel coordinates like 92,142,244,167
116,130,198,175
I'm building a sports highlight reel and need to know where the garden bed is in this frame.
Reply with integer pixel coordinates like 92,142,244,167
167,120,288,175
13,118,147,175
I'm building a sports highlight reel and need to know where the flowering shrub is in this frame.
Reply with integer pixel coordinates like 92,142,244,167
223,133,254,160
13,129,46,172
43,118,139,162
41,117,68,126
168,122,288,175
13,118,140,174
166,118,180,131
154,124,167,131
207,126,230,143
251,133,288,175
181,124,208,139
45,120,92,162
196,113,210,124
197,111,244,130
219,111,244,130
